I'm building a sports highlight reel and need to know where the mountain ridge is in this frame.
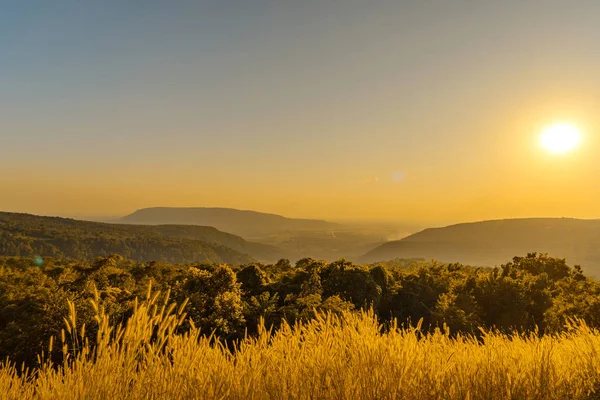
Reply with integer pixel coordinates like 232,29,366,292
361,217,600,275
120,207,340,238
0,211,283,264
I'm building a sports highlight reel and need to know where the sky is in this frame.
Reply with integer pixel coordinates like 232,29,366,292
1,1,599,224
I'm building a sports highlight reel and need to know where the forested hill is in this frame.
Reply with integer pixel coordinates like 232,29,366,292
361,218,600,275
0,211,283,264
120,207,339,237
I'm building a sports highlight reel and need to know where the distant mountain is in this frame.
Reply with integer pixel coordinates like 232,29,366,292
120,207,339,238
360,218,600,275
0,211,283,264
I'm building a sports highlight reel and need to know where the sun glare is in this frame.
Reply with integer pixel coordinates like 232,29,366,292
539,123,581,154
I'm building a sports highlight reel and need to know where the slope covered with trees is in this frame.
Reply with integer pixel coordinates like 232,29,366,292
0,211,283,264
361,218,600,276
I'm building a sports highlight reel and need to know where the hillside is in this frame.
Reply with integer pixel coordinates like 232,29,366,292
0,211,282,264
361,218,600,275
149,224,283,261
120,207,339,238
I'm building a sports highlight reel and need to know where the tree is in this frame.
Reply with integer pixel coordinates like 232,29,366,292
237,264,269,296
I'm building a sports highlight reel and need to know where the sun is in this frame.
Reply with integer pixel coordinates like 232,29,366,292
539,123,581,154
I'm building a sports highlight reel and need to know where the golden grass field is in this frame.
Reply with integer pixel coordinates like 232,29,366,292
1,288,600,400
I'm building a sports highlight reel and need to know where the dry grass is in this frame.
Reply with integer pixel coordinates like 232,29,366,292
1,287,600,400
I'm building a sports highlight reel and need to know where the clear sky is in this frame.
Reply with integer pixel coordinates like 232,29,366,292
1,1,599,224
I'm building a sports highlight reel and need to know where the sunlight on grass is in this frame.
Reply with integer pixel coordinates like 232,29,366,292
1,287,600,400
